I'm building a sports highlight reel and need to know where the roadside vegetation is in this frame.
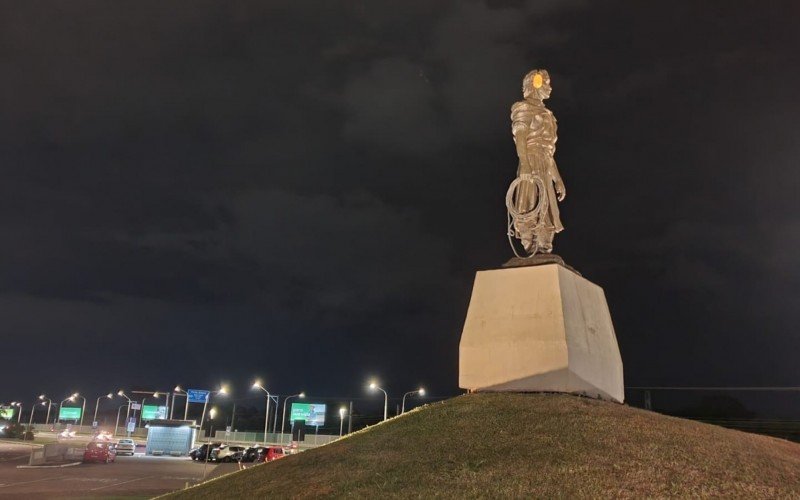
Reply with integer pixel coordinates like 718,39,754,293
164,393,800,498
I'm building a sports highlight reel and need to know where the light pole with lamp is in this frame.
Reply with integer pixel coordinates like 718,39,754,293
401,387,426,414
202,407,217,480
199,386,228,434
339,407,346,437
252,380,275,445
280,392,305,445
10,402,22,423
369,382,388,421
25,401,45,440
59,395,76,424
39,395,52,428
171,386,189,420
93,393,114,428
117,390,132,436
70,393,87,428
114,403,129,436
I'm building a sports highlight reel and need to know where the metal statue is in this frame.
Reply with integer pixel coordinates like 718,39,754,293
506,69,566,256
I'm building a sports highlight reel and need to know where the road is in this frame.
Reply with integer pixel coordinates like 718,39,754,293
0,442,240,498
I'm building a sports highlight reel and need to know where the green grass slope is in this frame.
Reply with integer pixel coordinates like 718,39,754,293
165,393,800,498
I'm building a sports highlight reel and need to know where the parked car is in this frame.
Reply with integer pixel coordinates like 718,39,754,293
190,442,222,461
242,446,268,462
243,445,286,463
115,438,136,456
210,445,246,462
83,441,116,463
265,446,287,462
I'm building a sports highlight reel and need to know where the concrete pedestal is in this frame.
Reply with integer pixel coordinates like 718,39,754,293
459,264,624,403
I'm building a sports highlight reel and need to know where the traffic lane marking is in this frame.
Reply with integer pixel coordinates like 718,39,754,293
89,475,155,491
0,474,66,488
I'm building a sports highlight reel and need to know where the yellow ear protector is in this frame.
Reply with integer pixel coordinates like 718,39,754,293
532,73,543,89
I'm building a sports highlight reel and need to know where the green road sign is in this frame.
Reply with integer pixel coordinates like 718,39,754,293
0,408,14,420
59,406,82,420
141,405,167,420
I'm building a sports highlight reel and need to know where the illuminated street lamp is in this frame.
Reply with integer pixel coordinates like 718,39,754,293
199,385,228,433
339,407,346,437
114,403,129,436
10,402,22,423
171,386,189,420
401,387,426,414
70,393,87,428
117,390,133,436
59,395,76,424
93,393,114,428
26,401,45,440
280,392,305,445
203,407,218,480
252,380,275,445
39,395,52,428
369,382,388,421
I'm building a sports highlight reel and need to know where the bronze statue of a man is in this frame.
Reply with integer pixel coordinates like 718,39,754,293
507,69,566,256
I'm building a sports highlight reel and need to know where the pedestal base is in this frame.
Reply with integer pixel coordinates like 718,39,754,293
458,264,624,403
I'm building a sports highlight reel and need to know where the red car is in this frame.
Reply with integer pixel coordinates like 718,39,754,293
265,447,286,462
83,441,117,463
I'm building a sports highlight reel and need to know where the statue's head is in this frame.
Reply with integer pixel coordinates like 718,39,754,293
522,69,551,100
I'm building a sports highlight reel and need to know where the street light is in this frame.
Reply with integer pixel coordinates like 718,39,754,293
401,387,426,414
114,403,128,436
252,380,276,445
39,395,52,428
70,393,87,428
339,407,346,437
25,402,44,440
172,386,189,420
117,390,133,436
138,392,163,428
59,395,76,424
11,402,22,423
199,386,228,434
93,393,114,428
369,382,388,421
280,392,305,445
203,407,218,480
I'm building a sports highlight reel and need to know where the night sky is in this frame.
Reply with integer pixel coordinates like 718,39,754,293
2,2,799,416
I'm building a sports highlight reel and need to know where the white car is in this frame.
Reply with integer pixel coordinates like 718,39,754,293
115,439,136,456
210,445,246,462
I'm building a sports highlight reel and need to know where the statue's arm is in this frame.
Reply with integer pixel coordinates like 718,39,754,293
511,103,531,173
512,124,530,172
549,159,566,201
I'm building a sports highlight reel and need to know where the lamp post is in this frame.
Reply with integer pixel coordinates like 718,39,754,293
252,380,274,445
11,402,22,423
339,407,346,437
70,393,87,428
114,403,128,436
369,382,388,421
401,388,426,414
171,386,189,420
117,390,132,436
59,396,76,424
93,393,114,428
203,407,217,480
39,395,52,428
199,386,228,435
138,394,161,428
280,392,305,445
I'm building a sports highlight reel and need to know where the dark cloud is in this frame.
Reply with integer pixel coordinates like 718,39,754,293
1,1,799,413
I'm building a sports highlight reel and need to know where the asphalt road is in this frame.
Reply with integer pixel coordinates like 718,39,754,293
0,442,240,498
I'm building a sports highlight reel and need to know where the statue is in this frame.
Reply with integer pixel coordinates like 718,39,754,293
506,69,566,257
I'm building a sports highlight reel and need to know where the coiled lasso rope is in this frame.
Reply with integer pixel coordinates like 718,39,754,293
506,174,547,258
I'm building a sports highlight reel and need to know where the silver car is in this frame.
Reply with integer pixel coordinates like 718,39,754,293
115,438,136,456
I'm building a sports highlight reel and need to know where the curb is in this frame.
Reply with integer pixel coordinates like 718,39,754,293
17,462,81,469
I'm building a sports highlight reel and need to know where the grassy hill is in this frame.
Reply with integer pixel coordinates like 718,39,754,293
165,393,800,498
